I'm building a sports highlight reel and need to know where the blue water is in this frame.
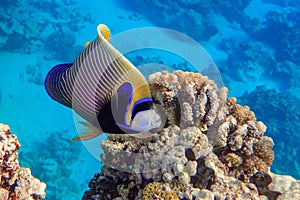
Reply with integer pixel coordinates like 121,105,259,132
0,0,299,199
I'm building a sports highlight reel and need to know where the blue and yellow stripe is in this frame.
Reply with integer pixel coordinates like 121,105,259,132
45,24,152,132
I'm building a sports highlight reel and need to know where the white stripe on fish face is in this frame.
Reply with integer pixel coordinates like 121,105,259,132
115,109,161,133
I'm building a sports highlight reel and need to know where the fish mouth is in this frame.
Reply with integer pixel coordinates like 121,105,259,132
151,115,162,128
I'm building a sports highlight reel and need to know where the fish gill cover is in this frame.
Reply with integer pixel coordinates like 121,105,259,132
0,0,300,200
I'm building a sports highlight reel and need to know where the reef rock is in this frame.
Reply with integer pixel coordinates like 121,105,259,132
0,123,46,200
240,86,300,179
82,71,298,200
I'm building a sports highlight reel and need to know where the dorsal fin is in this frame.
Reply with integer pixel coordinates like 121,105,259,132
97,24,111,42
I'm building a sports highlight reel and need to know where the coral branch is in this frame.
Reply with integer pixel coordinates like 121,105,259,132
0,123,46,200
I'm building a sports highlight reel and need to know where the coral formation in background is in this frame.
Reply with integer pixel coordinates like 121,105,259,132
19,131,83,200
82,71,299,200
239,86,300,179
19,63,44,86
221,41,276,82
0,0,90,61
0,123,46,200
242,10,300,65
116,0,219,41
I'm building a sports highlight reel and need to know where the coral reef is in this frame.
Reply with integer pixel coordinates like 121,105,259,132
0,123,46,200
220,38,296,93
239,86,300,179
269,172,300,200
20,131,83,200
236,8,300,94
82,71,298,199
19,63,44,86
222,41,276,83
211,0,251,22
0,0,91,61
117,0,218,41
243,10,300,65
142,182,179,200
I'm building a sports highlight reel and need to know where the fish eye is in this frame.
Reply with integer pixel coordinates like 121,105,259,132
144,103,150,109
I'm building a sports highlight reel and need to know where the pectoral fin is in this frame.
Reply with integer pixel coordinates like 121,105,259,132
69,121,103,142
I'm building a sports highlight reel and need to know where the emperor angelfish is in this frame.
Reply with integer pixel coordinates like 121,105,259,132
45,24,161,141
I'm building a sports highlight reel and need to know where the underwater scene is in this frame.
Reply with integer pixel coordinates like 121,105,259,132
0,0,300,199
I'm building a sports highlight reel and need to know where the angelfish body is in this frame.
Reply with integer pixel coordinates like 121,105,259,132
45,24,160,141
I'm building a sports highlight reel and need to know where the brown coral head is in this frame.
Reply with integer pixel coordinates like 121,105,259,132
250,172,281,199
